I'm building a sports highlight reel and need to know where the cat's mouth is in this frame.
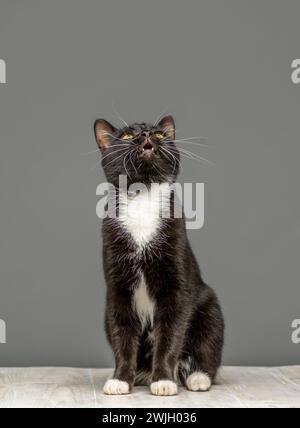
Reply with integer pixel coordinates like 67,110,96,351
140,141,156,160
142,142,154,152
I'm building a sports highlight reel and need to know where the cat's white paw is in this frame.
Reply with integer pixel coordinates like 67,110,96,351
186,372,211,392
103,379,130,395
150,380,178,396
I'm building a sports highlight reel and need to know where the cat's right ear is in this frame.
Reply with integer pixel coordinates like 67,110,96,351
94,119,116,151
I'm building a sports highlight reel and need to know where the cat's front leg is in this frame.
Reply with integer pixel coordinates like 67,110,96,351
103,312,140,395
150,301,187,396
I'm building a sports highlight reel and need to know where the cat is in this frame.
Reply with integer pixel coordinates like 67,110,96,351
93,115,224,395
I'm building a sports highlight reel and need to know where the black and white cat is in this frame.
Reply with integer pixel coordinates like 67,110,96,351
94,116,224,396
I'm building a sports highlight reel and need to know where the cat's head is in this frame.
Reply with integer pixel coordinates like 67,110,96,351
93,116,180,187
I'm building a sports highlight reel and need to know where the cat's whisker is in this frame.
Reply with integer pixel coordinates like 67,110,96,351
104,149,131,168
177,149,210,163
110,144,130,148
174,136,207,141
125,149,137,179
103,132,131,143
92,144,130,154
112,108,129,128
167,146,214,165
162,126,174,135
151,162,161,175
160,147,181,173
178,148,213,165
123,151,131,179
153,109,169,126
90,147,129,171
137,160,143,171
172,151,201,164
177,150,210,164
128,150,138,175
171,140,211,148
160,147,174,165
164,136,210,147
101,147,130,162
168,149,183,173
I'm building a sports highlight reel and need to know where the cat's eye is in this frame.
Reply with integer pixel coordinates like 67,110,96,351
154,132,165,140
121,133,134,140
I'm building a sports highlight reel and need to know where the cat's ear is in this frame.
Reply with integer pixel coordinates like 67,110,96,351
94,119,116,150
157,115,175,141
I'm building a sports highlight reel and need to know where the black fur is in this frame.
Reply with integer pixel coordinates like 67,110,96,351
93,116,224,392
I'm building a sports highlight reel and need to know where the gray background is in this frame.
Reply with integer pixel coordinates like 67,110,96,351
0,0,299,367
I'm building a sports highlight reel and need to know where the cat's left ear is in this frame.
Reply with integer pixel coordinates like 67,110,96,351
94,119,116,151
157,115,175,141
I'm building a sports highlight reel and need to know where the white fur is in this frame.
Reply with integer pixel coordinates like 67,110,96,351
150,380,178,396
103,379,130,395
133,275,154,329
118,183,171,250
186,372,211,392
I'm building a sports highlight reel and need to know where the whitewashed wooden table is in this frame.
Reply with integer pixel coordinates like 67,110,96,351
0,366,299,408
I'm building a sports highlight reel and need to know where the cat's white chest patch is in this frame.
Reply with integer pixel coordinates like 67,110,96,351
118,183,170,249
133,275,154,329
